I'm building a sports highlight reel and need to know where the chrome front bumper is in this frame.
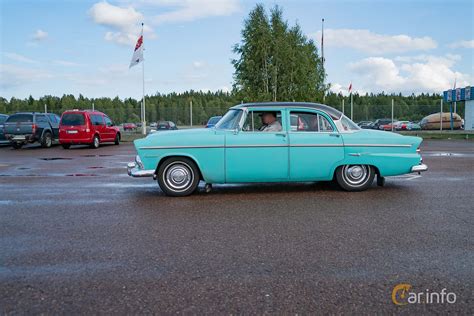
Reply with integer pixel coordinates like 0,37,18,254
127,162,155,177
411,163,428,173
127,155,155,177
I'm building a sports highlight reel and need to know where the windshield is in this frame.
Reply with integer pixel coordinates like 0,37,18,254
215,109,242,130
340,115,360,131
208,116,221,124
61,113,85,126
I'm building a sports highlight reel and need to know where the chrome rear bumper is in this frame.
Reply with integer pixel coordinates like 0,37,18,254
127,162,155,177
411,163,428,173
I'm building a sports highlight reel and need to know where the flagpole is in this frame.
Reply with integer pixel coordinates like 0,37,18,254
321,18,325,103
141,23,146,135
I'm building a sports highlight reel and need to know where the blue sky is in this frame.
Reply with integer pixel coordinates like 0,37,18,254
1,0,473,99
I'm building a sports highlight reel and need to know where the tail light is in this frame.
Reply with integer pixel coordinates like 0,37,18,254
32,124,37,134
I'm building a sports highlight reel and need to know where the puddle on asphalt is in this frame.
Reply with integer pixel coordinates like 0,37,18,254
423,152,474,157
39,157,73,161
80,154,113,157
65,174,98,177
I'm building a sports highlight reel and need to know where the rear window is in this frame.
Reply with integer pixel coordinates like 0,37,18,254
61,113,85,126
6,114,33,123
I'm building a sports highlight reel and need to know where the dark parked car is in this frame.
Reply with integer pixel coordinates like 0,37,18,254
372,119,393,130
4,112,60,149
155,121,178,131
206,116,222,128
357,121,372,129
0,114,9,144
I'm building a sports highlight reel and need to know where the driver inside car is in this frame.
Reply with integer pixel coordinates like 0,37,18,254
259,112,282,132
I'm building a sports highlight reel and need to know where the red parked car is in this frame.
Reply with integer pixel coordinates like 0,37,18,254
123,123,137,131
59,110,121,149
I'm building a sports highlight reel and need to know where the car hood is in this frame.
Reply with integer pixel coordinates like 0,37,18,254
134,128,222,149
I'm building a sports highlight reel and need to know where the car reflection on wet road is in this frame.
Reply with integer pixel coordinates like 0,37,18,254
0,140,473,314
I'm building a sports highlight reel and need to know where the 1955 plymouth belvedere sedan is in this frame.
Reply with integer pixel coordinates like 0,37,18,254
127,102,427,196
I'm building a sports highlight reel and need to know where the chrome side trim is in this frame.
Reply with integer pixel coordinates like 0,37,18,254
411,163,428,173
140,145,222,149
345,144,412,148
291,144,343,147
227,144,288,148
140,143,412,150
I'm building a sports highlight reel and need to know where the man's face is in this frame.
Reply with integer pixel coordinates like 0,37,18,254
262,113,276,124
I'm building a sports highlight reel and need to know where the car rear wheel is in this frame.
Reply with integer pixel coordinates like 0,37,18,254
335,164,375,191
157,157,200,197
11,142,23,149
90,135,100,149
41,132,52,148
114,133,120,145
62,144,71,149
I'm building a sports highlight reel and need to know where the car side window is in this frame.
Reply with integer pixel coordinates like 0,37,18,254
47,114,57,123
243,110,283,132
289,111,334,132
104,116,113,126
35,115,47,123
91,114,104,125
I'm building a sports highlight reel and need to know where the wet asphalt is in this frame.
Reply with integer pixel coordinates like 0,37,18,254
0,140,473,314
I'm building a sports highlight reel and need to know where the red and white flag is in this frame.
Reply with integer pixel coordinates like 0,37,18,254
129,30,144,68
348,82,352,93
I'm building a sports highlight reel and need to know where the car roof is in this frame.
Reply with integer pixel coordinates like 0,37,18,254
63,110,104,115
232,102,343,119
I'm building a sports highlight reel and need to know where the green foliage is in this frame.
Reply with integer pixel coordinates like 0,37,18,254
232,4,326,102
0,91,459,125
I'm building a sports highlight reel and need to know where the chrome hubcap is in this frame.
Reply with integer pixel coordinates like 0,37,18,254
94,138,99,147
342,165,369,186
164,163,193,191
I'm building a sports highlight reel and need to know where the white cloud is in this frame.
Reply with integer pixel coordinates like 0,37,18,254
3,52,38,64
150,0,240,24
315,29,437,54
448,40,474,49
89,1,154,46
53,60,83,67
0,64,52,89
32,29,48,41
345,54,471,94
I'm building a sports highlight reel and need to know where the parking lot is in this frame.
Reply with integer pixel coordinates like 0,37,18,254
1,140,473,313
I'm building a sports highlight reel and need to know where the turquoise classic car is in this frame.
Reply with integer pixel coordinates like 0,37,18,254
127,102,427,196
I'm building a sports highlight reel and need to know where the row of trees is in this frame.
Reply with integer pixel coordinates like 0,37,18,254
0,91,462,125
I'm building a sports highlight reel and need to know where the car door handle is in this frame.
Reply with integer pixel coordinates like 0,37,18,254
275,133,286,137
329,133,340,137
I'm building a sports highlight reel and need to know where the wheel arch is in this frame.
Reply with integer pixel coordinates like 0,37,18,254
331,162,380,179
155,154,204,181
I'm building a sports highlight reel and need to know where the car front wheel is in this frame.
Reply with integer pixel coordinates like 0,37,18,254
157,157,200,197
335,164,375,191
